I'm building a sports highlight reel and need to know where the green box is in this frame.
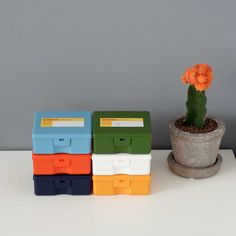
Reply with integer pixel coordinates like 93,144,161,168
93,111,152,154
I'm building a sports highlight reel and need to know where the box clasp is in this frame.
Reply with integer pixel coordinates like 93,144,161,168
113,137,131,147
53,138,71,147
54,178,70,188
114,158,130,168
54,157,70,167
113,177,130,187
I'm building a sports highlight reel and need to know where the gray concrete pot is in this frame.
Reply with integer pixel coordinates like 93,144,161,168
168,116,225,179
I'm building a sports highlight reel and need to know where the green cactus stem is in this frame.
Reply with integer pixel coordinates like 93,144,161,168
184,85,207,128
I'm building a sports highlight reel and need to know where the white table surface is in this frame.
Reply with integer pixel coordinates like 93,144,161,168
0,150,235,236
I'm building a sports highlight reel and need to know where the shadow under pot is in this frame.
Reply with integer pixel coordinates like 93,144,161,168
168,117,226,179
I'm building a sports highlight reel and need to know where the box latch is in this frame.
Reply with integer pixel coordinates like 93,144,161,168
113,177,130,188
54,157,70,168
54,178,70,188
53,138,71,147
113,137,131,147
113,158,130,168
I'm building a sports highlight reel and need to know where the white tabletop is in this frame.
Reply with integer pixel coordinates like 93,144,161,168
0,150,235,236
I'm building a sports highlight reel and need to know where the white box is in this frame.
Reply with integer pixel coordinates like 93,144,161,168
92,153,151,175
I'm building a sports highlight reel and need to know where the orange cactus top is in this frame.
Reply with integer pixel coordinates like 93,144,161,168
181,64,214,92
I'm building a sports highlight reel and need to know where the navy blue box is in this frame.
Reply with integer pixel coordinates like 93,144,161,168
33,175,91,195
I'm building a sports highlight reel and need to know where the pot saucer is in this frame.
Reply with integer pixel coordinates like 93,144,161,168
167,152,223,179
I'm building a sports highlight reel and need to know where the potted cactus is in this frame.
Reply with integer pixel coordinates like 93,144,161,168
168,64,226,179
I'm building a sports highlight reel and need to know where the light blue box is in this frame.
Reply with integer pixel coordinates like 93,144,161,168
32,111,92,154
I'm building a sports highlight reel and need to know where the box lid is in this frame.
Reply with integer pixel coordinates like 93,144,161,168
32,111,92,139
93,111,152,137
92,153,152,161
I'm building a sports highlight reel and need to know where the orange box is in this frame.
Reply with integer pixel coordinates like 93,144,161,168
93,174,151,195
32,153,91,175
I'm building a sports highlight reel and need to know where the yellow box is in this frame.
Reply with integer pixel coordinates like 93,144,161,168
93,174,151,195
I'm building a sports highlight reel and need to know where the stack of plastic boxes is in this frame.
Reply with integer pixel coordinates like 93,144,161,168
92,111,152,195
32,111,92,195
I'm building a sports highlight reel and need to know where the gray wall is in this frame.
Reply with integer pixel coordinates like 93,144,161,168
0,0,235,151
